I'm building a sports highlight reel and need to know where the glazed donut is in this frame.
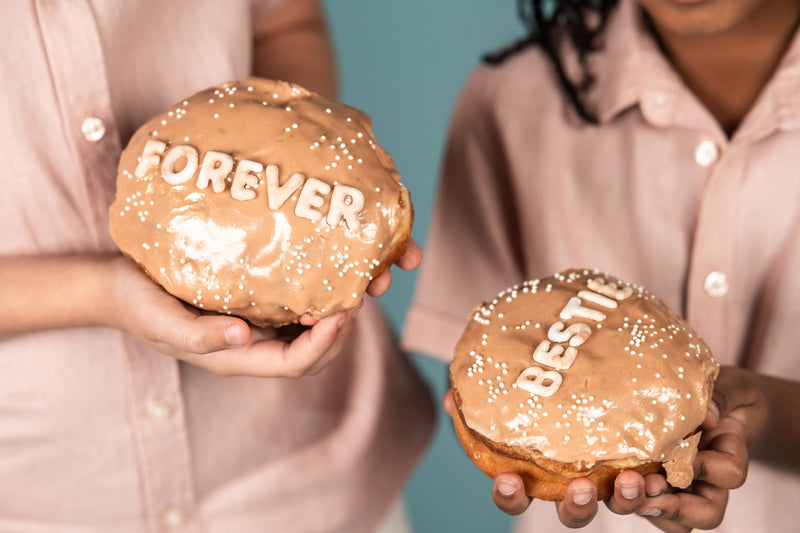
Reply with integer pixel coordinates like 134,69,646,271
109,78,412,327
450,269,719,501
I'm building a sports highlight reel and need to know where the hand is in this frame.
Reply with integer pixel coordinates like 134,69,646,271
443,387,654,523
637,366,764,532
104,239,421,377
105,255,359,377
443,365,765,530
0,241,422,371
365,238,423,297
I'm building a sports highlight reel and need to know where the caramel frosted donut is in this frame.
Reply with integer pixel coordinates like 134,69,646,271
450,269,719,501
109,78,412,326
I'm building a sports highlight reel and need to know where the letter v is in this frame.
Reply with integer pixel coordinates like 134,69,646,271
266,165,304,210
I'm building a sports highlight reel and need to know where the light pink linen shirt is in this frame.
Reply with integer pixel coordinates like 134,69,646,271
0,2,433,532
403,1,800,531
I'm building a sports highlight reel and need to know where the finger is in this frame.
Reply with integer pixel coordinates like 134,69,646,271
303,308,359,375
299,300,362,329
365,240,422,298
442,389,455,417
643,515,692,533
396,239,423,271
147,299,251,355
700,400,721,430
694,432,749,489
366,270,392,297
605,470,645,515
708,367,762,431
299,314,319,327
556,478,598,528
492,472,532,516
275,311,349,377
196,311,347,378
640,481,728,531
643,473,668,497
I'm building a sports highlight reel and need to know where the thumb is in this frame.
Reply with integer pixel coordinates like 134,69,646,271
147,300,251,354
701,397,721,431
705,367,767,450
702,366,746,431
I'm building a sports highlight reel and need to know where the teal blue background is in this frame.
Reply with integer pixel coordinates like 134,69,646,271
322,2,523,531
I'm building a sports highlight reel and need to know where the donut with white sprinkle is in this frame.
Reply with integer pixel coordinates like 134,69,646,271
450,269,719,501
110,78,412,326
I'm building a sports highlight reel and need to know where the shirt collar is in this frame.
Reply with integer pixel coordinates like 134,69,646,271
588,0,800,139
747,27,800,136
589,0,677,126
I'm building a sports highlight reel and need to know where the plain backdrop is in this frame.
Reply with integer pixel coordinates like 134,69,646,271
321,1,523,531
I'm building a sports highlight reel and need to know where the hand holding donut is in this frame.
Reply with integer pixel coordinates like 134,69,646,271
446,355,777,532
110,78,414,327
104,78,419,376
104,244,420,377
636,365,763,532
446,269,725,527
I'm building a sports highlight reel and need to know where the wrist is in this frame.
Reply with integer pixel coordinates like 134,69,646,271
87,253,125,330
0,253,123,337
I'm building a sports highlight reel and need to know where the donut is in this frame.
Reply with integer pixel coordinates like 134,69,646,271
450,269,719,501
109,78,412,326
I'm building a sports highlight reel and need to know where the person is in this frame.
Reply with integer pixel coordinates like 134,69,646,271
0,1,433,531
403,0,800,531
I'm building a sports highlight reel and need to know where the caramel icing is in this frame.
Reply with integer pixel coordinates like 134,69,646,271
109,78,411,326
450,269,719,488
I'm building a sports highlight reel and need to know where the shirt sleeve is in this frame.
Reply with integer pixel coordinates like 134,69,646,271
402,65,527,362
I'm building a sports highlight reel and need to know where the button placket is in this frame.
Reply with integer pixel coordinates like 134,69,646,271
685,141,738,364
120,336,196,531
36,0,122,248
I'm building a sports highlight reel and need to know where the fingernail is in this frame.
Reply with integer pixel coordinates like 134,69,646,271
337,318,346,329
619,482,639,500
225,326,244,347
646,487,664,497
639,508,662,517
497,480,517,497
572,489,593,506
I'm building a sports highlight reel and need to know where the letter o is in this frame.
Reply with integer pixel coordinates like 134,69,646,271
161,145,199,185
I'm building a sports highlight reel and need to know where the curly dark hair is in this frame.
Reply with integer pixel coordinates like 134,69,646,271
485,0,619,124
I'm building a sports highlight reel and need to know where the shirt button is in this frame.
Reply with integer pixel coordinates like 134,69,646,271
703,271,729,297
80,116,106,142
162,507,186,529
694,140,719,167
146,399,172,421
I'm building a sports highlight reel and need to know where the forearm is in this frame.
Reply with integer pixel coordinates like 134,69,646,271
0,254,117,338
252,0,338,99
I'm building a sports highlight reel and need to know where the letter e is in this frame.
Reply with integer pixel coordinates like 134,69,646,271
295,178,331,221
231,159,263,201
